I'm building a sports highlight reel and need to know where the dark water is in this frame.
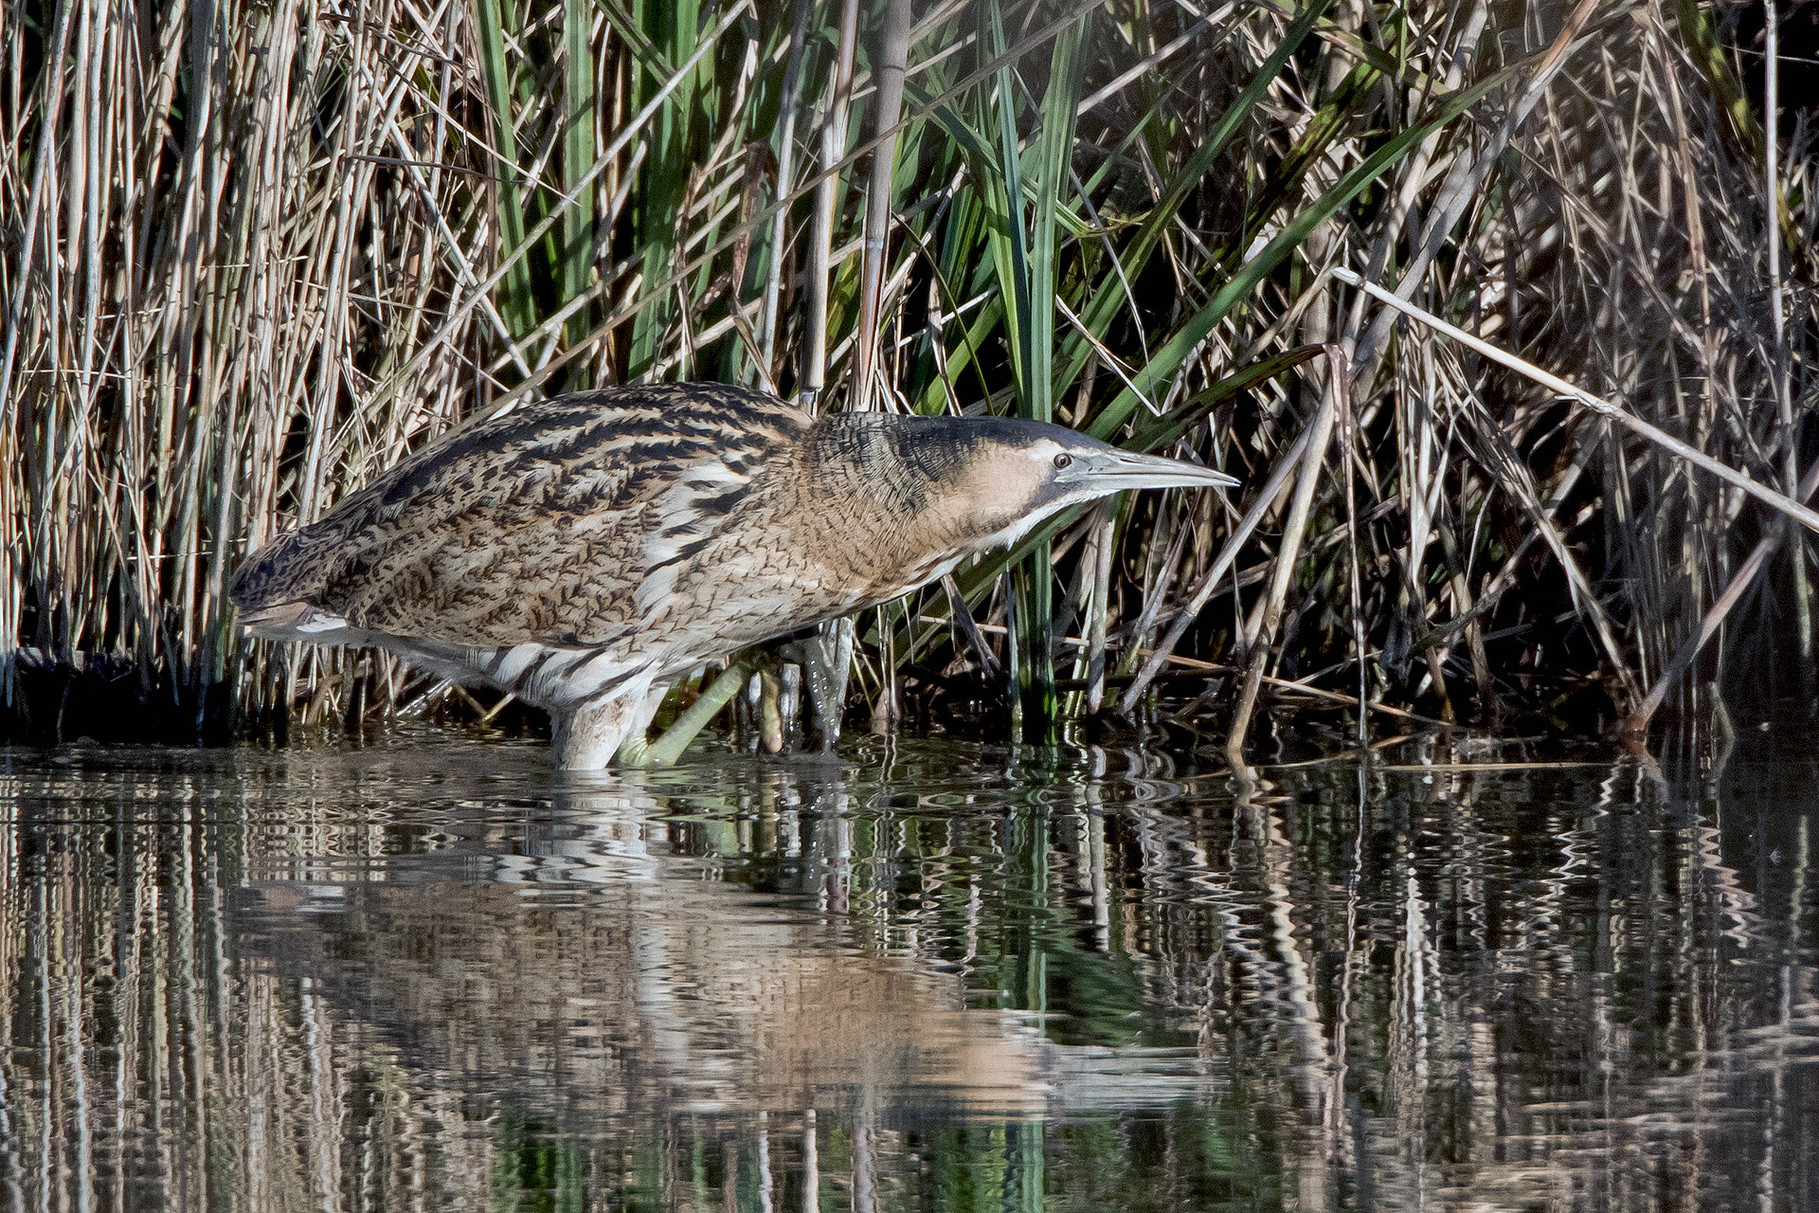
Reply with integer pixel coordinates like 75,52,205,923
1,730,1816,1211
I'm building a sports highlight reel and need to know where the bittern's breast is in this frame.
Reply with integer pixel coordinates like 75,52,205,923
628,476,900,666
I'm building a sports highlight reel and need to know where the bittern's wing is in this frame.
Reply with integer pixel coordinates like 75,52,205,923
230,384,814,653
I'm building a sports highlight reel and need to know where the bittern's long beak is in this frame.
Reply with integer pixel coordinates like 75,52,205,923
1066,448,1240,493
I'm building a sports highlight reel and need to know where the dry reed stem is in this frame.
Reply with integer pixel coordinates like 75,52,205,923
852,0,912,412
1334,267,1819,536
1226,361,1341,762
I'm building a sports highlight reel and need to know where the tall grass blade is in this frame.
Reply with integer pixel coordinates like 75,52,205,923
1087,64,1514,443
562,0,598,362
473,0,536,341
976,1,1089,742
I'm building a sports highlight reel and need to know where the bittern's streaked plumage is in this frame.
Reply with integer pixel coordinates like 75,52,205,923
232,383,1237,768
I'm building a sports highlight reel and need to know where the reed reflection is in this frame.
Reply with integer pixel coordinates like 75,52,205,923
1,736,1817,1211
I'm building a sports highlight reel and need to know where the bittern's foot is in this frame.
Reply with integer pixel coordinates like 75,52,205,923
783,619,854,749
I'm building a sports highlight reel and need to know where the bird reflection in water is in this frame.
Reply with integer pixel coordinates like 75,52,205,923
242,775,1078,1121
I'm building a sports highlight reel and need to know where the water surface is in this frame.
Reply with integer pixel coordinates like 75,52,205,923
2,732,1815,1210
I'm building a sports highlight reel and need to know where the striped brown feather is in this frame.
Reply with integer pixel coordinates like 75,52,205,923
230,384,813,656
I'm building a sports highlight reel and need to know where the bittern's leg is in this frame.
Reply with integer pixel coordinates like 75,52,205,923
551,702,632,771
550,672,664,771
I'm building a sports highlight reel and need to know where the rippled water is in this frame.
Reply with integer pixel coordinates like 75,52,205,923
1,731,1816,1211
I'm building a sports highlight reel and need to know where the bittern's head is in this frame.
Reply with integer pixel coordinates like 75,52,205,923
834,413,1239,560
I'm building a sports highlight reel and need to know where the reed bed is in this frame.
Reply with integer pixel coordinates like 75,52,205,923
1,0,1813,750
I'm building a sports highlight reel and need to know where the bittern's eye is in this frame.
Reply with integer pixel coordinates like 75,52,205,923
1052,453,1073,469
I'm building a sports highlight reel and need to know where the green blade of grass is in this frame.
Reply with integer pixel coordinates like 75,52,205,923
1087,64,1516,443
562,0,597,364
473,0,536,341
1055,0,1332,397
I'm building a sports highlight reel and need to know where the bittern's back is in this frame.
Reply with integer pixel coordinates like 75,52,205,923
230,382,818,658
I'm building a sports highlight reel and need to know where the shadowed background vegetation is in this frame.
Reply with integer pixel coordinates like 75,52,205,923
2,0,1814,753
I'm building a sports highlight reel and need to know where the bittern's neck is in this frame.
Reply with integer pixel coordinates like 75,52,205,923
803,414,994,579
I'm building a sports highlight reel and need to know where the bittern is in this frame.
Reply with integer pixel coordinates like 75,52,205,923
232,383,1237,768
